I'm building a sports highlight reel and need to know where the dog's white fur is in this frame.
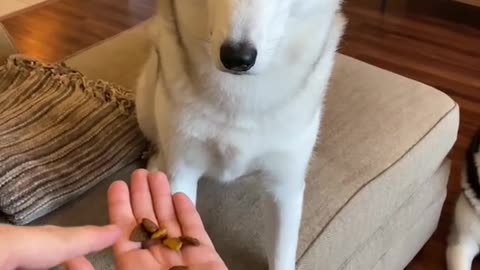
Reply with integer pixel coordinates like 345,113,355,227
447,192,480,270
447,152,480,270
135,0,345,269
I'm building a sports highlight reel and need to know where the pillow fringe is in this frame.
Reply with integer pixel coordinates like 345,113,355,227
0,54,136,115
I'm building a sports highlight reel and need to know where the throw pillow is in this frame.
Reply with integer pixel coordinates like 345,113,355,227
0,54,147,225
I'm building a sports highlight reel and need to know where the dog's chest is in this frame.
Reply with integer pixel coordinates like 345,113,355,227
203,137,252,182
167,87,325,183
178,110,298,182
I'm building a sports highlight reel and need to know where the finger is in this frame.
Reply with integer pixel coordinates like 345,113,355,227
173,193,214,247
149,172,182,237
144,172,182,265
108,180,135,225
64,256,95,270
130,169,157,223
108,180,139,254
13,225,120,270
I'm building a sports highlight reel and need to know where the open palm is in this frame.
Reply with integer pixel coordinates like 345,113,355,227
107,169,227,270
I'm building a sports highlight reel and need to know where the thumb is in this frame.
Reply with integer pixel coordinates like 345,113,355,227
11,224,120,269
64,256,95,270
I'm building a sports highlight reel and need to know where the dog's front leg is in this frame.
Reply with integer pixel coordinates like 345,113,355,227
262,157,308,270
147,150,165,172
146,150,201,202
168,161,203,205
447,240,478,270
264,181,304,270
446,237,478,270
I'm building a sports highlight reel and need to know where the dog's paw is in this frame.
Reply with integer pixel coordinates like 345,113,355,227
141,143,157,158
147,152,165,172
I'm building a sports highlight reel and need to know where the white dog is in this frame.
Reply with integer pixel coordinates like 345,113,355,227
135,0,345,269
447,130,480,270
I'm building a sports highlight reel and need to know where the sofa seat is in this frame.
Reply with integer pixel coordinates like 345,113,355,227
0,21,459,270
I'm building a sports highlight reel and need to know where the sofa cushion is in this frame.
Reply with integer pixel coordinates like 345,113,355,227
0,55,147,225
333,160,450,270
292,54,458,269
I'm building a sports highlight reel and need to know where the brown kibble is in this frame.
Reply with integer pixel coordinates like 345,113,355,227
179,236,200,246
129,224,149,242
141,218,159,233
130,221,200,252
169,266,189,270
151,227,168,240
163,238,183,251
141,239,154,249
141,238,165,249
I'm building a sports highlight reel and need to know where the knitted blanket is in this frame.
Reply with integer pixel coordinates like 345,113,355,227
0,55,147,225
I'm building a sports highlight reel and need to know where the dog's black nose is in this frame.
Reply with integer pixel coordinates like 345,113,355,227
220,42,257,72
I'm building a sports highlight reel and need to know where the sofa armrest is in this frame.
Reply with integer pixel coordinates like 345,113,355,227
64,20,152,91
0,24,17,64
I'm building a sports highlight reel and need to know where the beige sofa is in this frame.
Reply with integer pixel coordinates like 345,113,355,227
0,21,459,270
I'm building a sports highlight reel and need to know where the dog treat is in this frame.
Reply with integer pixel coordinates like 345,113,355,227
163,238,183,251
129,224,150,242
169,266,189,270
151,227,168,240
141,238,165,249
141,218,159,233
129,218,200,253
179,236,200,246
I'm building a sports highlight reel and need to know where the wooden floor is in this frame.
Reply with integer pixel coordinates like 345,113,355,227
1,0,480,269
0,0,154,62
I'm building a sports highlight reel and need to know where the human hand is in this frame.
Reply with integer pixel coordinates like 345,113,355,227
108,169,227,270
0,223,120,270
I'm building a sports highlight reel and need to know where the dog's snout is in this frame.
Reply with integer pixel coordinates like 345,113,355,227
220,41,257,72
